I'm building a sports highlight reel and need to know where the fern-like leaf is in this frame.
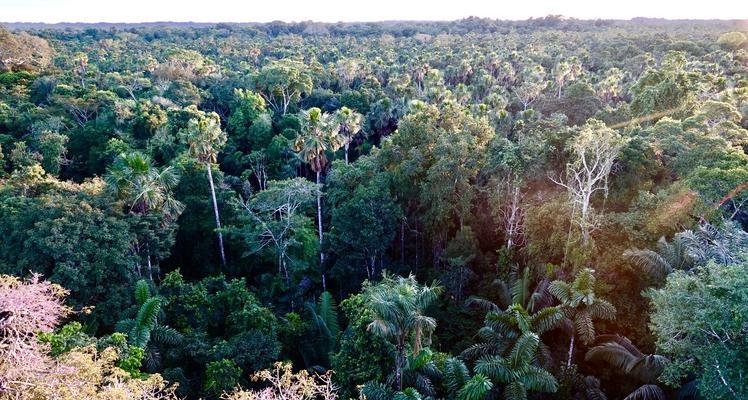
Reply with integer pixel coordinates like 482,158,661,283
134,279,151,306
457,374,493,400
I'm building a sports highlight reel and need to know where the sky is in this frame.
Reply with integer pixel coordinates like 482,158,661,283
1,0,747,23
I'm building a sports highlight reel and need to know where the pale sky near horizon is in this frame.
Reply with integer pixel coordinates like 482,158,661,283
1,0,747,23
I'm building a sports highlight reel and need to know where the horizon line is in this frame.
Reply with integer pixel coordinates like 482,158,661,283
3,16,747,25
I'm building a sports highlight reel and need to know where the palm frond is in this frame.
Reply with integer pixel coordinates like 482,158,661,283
475,355,512,383
548,281,571,303
318,291,340,339
134,279,151,306
457,374,493,400
529,306,562,334
504,380,528,400
510,332,539,367
586,342,638,372
588,300,616,320
465,296,500,313
115,318,135,334
522,365,558,393
623,248,672,281
444,357,470,396
150,324,183,346
129,296,163,347
360,382,393,400
623,384,666,400
511,267,531,306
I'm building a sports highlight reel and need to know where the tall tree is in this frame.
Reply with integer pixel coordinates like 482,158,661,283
234,177,318,281
106,151,183,279
333,106,363,164
181,108,228,268
294,107,343,278
550,120,626,246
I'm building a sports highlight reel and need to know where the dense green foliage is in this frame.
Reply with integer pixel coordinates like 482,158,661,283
1,16,747,399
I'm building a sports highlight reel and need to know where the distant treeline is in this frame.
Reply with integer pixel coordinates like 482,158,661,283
3,16,746,38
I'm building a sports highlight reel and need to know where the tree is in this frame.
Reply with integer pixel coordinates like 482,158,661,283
443,357,493,400
549,268,616,367
234,178,318,281
223,362,338,400
624,221,748,285
330,293,392,400
304,291,341,366
0,274,178,400
328,169,400,280
364,273,442,391
0,274,71,395
116,279,182,371
514,64,546,111
0,178,137,329
181,107,229,268
586,335,667,400
106,151,183,279
462,296,562,364
387,349,442,397
107,152,183,217
623,235,693,283
333,106,363,164
474,331,559,400
294,107,343,277
159,272,281,398
716,31,747,50
254,60,313,115
648,261,748,400
550,120,626,246
0,28,52,72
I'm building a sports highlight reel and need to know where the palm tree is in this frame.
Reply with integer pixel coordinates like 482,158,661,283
183,111,228,268
463,267,561,363
106,151,184,279
462,303,562,364
466,266,554,314
444,358,493,400
116,280,182,371
677,221,748,265
474,331,559,400
294,107,343,277
623,235,692,283
586,335,667,400
303,291,340,367
364,273,443,391
333,106,362,164
106,152,183,218
549,268,617,367
624,221,748,283
390,349,442,397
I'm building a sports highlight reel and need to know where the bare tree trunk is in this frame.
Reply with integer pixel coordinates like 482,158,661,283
395,342,405,391
316,171,326,288
146,243,153,282
344,143,349,164
400,218,405,265
567,334,575,367
206,164,227,268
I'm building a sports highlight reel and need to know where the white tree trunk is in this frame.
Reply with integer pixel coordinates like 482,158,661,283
316,171,326,289
206,164,227,268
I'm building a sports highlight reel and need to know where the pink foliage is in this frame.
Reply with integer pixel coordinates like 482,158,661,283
0,273,72,396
